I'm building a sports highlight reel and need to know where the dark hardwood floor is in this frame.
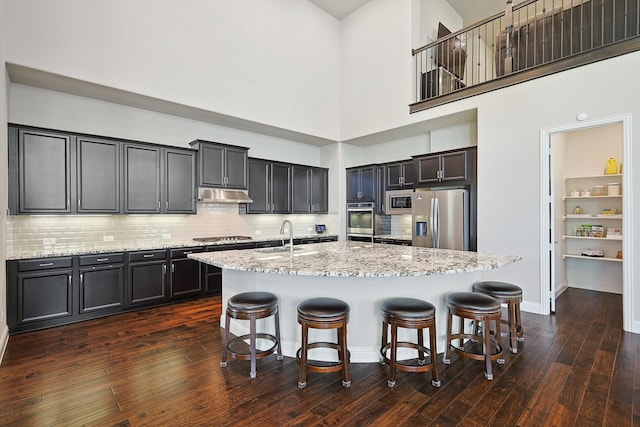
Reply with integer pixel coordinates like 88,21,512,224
0,288,636,426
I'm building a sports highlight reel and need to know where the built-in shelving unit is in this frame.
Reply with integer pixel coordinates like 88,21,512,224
562,174,622,263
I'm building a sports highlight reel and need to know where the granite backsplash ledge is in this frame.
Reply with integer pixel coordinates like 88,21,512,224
5,203,339,258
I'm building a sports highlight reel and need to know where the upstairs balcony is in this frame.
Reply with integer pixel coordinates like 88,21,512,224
411,0,640,113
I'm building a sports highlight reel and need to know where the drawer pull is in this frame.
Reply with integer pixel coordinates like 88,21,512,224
96,258,109,262
183,251,193,255
39,262,54,267
143,254,155,258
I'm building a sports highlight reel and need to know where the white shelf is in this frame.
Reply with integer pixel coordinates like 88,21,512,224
563,254,623,263
563,235,622,241
563,214,622,220
563,195,622,200
565,174,622,180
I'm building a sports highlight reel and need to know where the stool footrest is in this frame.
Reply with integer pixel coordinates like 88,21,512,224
448,332,503,362
226,333,279,361
296,342,350,374
380,342,435,374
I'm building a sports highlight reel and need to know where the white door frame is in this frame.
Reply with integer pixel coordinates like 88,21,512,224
540,114,633,332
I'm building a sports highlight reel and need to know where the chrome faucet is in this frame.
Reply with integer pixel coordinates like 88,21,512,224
280,220,294,255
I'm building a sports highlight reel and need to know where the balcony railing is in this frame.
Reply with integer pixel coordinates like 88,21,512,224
411,0,640,113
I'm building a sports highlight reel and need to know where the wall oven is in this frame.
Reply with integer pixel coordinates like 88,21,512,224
346,202,375,238
385,189,413,214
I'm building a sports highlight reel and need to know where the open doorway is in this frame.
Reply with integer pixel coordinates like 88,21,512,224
541,115,632,331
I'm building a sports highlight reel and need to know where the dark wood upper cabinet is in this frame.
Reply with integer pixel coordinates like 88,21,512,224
9,127,73,214
270,162,291,214
247,158,271,214
190,140,248,190
385,160,414,190
77,137,120,213
246,159,291,214
123,143,162,214
310,167,328,213
164,149,196,213
292,166,328,214
415,148,473,186
346,165,377,203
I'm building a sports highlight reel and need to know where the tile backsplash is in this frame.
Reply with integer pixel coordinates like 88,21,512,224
5,203,339,256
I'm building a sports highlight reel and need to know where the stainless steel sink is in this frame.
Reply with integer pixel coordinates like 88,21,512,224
256,245,318,259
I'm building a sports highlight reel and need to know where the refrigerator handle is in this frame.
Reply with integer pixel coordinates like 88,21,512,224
431,197,439,248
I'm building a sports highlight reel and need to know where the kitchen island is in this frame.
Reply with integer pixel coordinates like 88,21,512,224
189,241,520,362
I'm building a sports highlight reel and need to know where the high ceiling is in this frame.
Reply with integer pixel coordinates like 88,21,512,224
309,0,508,25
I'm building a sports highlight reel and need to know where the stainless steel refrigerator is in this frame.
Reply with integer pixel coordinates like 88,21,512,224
412,188,469,250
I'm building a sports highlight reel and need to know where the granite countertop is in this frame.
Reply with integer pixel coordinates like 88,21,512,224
188,241,521,278
6,234,338,260
375,234,412,241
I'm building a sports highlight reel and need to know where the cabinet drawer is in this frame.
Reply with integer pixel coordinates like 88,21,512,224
79,253,125,266
18,257,73,272
129,250,167,262
170,247,204,259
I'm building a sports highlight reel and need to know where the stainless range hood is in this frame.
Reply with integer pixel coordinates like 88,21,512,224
197,187,253,203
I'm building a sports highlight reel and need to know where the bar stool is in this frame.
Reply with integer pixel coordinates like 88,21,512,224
379,297,440,388
443,292,504,380
220,291,283,378
472,280,524,353
296,297,350,388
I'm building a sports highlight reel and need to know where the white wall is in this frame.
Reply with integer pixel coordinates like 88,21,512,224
9,84,325,167
4,0,342,141
0,0,9,360
340,0,415,140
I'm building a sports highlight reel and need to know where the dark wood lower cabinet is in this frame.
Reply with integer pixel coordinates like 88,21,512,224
128,261,167,305
6,237,337,333
18,270,73,324
170,247,204,298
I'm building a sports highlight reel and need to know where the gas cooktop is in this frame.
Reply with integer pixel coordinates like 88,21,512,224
192,235,253,243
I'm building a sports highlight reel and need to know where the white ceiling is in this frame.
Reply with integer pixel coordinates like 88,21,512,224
309,0,508,25
447,0,508,26
308,0,369,20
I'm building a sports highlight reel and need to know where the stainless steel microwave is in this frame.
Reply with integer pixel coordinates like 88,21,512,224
385,190,413,214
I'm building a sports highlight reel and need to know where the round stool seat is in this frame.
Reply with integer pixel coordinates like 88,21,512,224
381,297,435,320
297,297,350,319
446,292,500,312
472,281,522,298
228,291,278,313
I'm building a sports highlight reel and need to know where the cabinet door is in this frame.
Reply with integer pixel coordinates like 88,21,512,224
247,159,271,213
17,269,73,325
77,137,120,213
271,163,291,213
79,265,125,313
171,258,202,298
165,149,196,213
416,155,441,184
128,261,167,305
441,151,467,182
199,144,225,187
346,169,361,202
386,163,404,190
17,129,72,213
359,166,376,201
124,144,161,213
292,166,311,213
310,168,328,213
224,147,248,189
401,160,415,188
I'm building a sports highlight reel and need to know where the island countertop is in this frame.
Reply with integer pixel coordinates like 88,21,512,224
188,241,521,277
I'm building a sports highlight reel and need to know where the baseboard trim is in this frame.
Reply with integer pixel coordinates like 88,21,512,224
0,324,9,366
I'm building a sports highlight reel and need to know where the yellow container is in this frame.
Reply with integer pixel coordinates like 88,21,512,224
605,158,618,174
